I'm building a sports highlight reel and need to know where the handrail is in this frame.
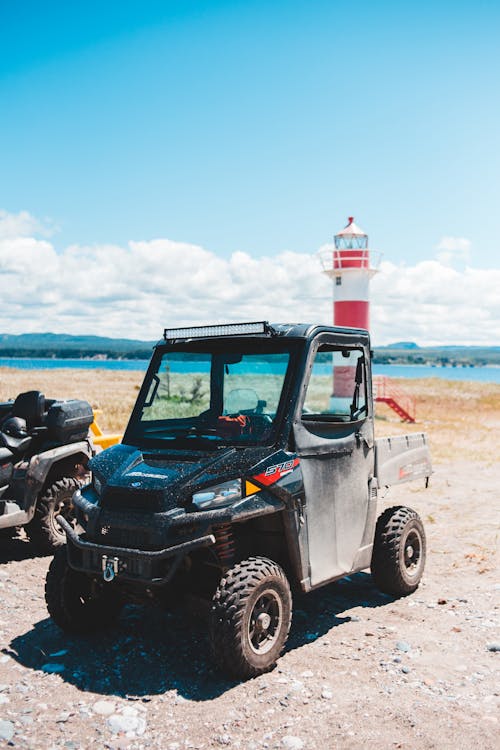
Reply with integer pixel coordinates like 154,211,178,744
373,376,416,422
317,247,382,275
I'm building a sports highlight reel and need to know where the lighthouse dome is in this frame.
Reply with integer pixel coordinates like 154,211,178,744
334,217,368,250
335,216,366,237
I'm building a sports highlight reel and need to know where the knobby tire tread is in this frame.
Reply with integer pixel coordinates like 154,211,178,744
371,505,426,596
209,556,292,680
27,476,83,554
45,546,122,634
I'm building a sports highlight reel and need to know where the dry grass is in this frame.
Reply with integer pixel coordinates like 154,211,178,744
374,377,500,464
1,368,499,464
0,367,145,434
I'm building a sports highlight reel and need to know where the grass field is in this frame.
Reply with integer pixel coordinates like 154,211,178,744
1,367,499,464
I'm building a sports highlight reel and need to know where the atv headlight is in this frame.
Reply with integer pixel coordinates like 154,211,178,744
192,479,242,510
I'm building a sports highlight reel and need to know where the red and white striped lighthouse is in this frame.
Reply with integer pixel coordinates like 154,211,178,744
321,216,378,331
319,217,379,404
319,217,416,421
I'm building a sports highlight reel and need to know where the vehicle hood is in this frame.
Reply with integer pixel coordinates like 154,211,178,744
90,442,273,511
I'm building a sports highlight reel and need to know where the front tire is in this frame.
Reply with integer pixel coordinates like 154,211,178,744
209,556,292,680
27,477,83,554
45,547,123,633
371,505,426,596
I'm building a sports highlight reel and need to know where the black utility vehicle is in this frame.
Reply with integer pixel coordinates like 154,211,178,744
46,322,432,679
0,391,94,553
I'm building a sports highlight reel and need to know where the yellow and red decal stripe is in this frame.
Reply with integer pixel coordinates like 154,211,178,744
251,458,300,488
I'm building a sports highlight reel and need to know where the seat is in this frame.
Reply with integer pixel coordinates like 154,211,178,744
12,391,45,430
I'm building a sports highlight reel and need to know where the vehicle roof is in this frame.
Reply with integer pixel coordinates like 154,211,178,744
270,323,370,339
156,323,370,347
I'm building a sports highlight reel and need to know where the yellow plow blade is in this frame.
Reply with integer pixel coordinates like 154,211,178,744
91,410,122,449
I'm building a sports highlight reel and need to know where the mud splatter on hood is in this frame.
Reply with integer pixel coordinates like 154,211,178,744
90,442,275,510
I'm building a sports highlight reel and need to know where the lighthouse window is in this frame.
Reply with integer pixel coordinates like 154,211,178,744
302,346,367,422
335,276,342,286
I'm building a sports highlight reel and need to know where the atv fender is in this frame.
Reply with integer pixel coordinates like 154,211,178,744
21,441,93,519
28,441,93,485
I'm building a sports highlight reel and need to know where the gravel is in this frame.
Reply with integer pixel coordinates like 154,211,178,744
0,460,498,749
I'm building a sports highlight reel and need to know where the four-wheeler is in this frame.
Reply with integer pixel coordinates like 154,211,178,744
0,391,94,553
45,322,432,679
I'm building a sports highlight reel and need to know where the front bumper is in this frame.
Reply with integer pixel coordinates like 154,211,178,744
57,516,215,586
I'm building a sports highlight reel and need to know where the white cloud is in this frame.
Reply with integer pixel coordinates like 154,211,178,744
371,259,500,345
0,210,498,345
0,223,332,340
435,235,471,266
0,210,57,240
436,236,471,252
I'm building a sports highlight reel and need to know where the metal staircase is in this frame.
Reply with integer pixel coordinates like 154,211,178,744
373,376,416,423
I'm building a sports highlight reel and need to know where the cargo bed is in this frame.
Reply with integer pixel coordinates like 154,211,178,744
375,432,432,487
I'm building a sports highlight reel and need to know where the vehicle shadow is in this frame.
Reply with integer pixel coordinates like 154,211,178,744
6,572,394,701
288,570,393,650
0,533,41,563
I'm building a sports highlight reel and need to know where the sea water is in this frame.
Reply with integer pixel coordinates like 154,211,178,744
0,357,498,383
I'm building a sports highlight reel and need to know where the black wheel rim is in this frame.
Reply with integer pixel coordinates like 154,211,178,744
403,528,423,577
247,588,282,655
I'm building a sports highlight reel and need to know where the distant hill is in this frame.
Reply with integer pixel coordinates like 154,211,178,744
0,332,156,359
382,341,419,349
373,343,500,367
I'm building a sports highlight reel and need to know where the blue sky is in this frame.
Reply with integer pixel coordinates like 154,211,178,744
0,1,499,343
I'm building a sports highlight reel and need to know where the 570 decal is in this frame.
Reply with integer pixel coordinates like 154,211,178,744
252,458,300,486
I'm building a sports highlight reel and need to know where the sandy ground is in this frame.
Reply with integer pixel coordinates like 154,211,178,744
0,372,499,749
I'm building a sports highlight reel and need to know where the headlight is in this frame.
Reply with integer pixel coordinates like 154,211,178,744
192,479,242,510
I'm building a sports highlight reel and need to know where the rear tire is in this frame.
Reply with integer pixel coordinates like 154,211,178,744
45,546,122,633
371,505,426,596
27,477,83,554
209,556,292,680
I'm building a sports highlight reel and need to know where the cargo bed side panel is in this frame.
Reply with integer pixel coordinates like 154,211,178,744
375,433,432,487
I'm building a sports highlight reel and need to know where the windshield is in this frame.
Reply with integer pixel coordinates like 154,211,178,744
126,343,292,447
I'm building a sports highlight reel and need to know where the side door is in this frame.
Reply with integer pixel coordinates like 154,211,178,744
292,335,375,589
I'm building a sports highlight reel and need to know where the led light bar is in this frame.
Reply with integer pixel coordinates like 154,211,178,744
164,321,271,340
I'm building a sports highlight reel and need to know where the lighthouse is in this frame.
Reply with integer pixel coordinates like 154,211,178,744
319,217,416,422
323,216,378,331
319,217,379,407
